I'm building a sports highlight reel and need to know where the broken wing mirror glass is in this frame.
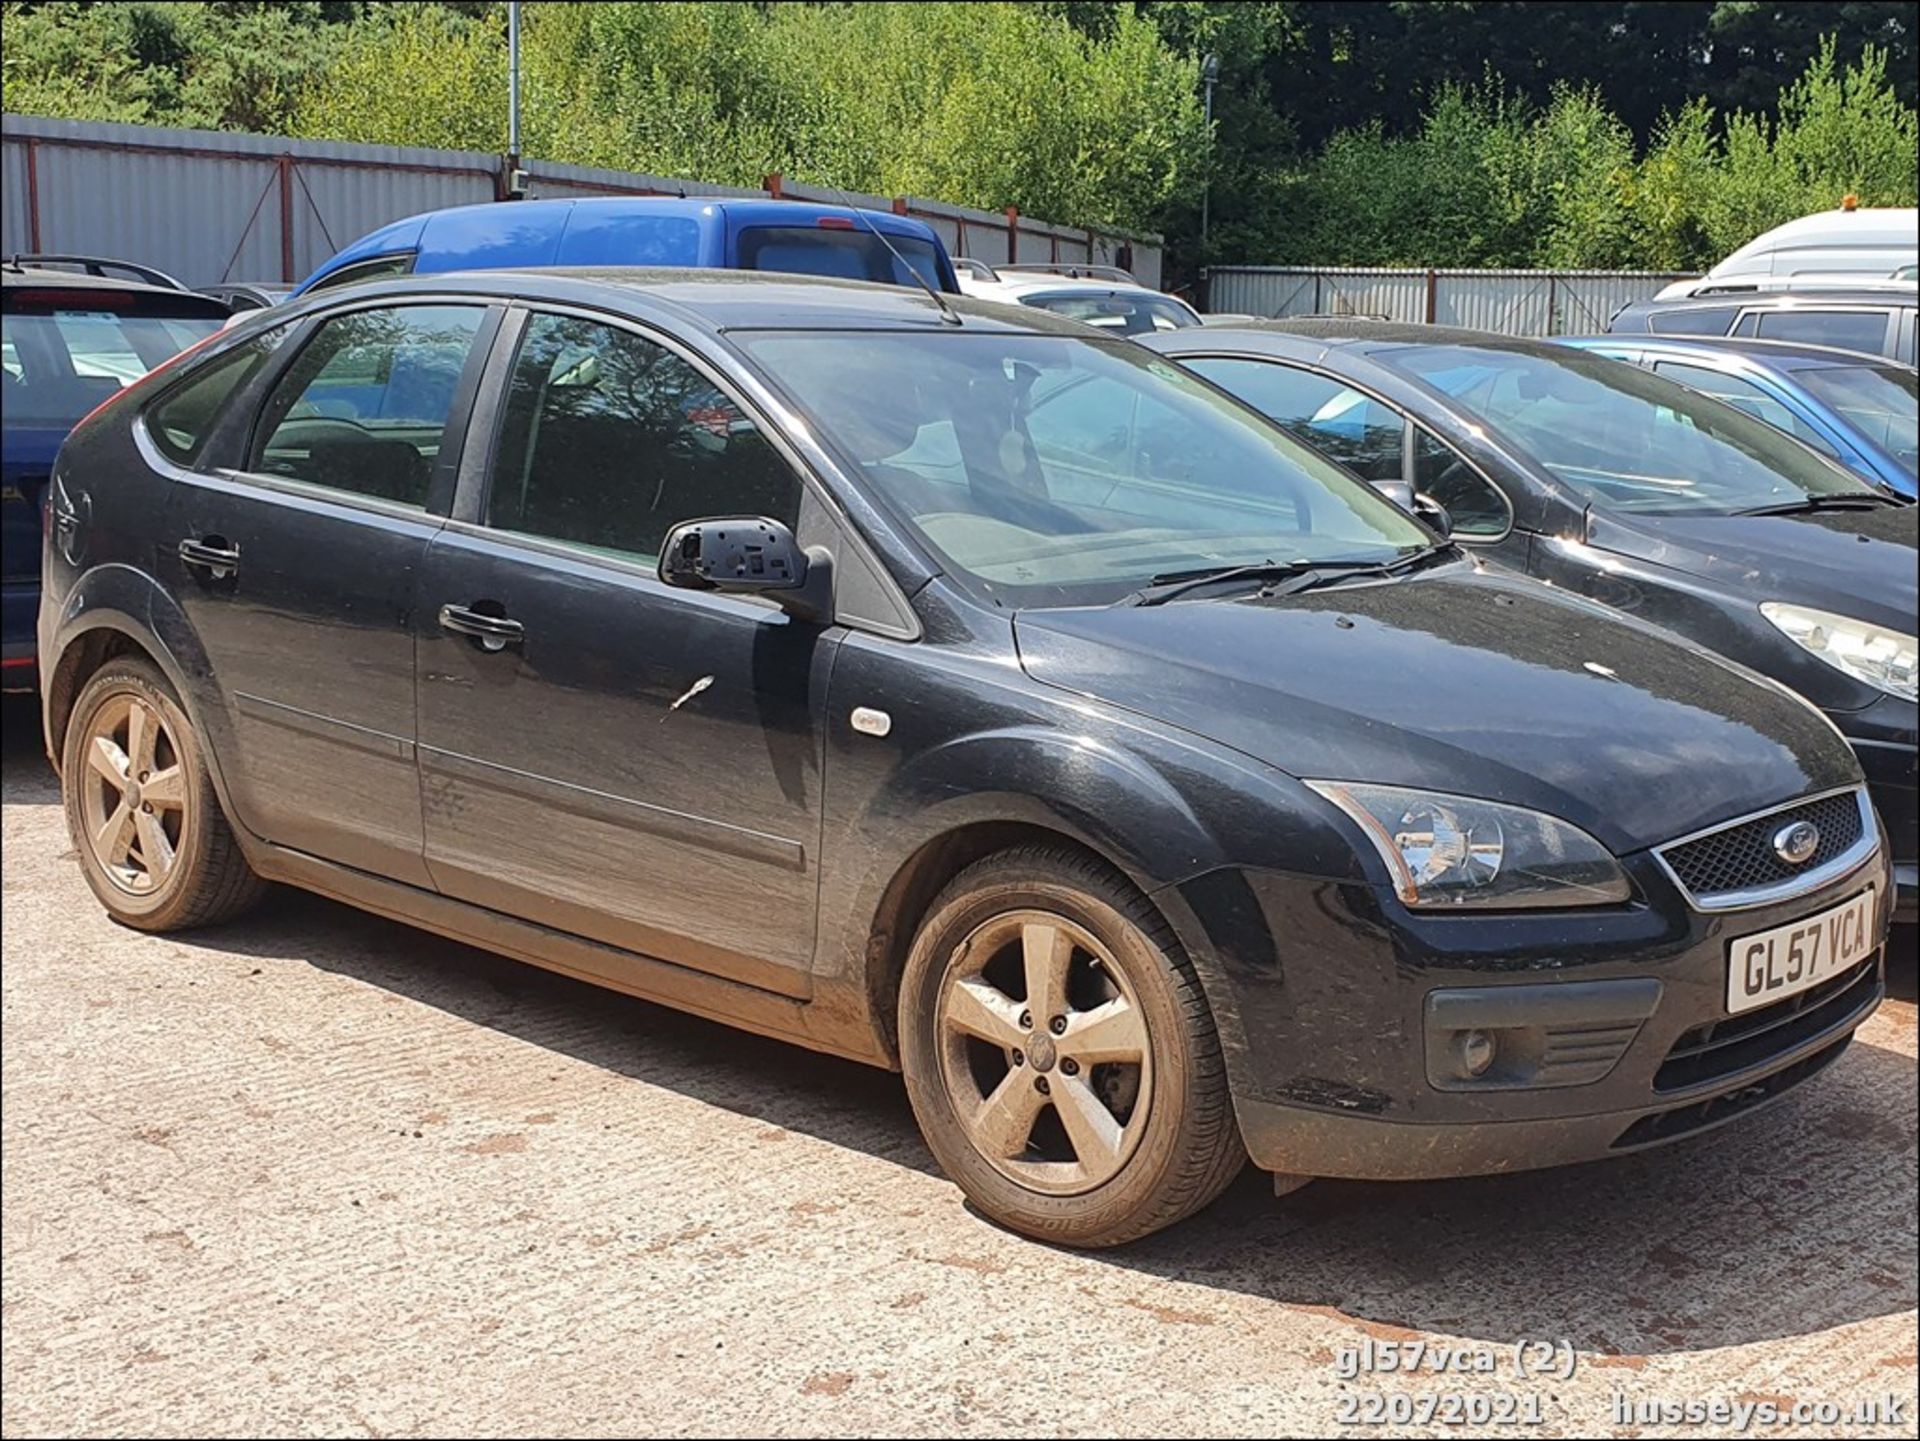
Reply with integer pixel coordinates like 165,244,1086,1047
657,516,833,623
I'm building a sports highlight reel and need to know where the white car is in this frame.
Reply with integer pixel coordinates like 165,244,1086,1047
1658,206,1919,300
956,265,1202,334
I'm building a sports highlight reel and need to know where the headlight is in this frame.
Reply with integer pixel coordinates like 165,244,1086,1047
1305,782,1632,909
1760,602,1917,702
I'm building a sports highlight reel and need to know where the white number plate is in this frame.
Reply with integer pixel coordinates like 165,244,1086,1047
1726,888,1877,1015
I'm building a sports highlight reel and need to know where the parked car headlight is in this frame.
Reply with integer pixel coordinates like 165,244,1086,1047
1305,782,1632,908
1760,603,1917,702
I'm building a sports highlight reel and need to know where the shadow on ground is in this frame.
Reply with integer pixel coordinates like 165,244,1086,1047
6,715,1914,1360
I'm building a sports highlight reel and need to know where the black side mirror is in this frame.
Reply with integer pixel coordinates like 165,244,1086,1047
658,516,832,622
1372,478,1416,512
1411,492,1454,538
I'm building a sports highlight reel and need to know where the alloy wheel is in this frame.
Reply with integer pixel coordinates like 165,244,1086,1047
77,694,187,895
935,910,1154,1195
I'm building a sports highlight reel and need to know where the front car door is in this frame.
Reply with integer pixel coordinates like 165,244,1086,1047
163,299,497,884
1646,358,1856,470
415,307,838,998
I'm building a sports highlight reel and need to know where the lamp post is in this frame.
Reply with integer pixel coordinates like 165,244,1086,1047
1200,52,1219,252
505,1,525,199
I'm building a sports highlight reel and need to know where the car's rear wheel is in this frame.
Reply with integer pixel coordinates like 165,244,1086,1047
62,657,264,931
899,845,1245,1247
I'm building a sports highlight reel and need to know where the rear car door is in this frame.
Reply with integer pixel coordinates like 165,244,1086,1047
164,299,498,884
3,284,225,684
415,307,837,997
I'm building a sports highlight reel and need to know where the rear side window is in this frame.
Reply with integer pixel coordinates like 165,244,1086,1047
486,312,802,564
736,226,945,292
250,305,487,508
1648,306,1739,336
146,329,289,465
1184,356,1406,483
1741,309,1889,354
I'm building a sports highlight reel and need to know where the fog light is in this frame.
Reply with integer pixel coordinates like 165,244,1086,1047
1455,1029,1497,1078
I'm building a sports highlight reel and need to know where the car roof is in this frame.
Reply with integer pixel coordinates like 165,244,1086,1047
1148,317,1566,356
1560,334,1909,371
1627,287,1917,312
299,266,1099,337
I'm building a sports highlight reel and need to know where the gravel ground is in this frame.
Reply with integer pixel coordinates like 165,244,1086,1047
3,694,1915,1438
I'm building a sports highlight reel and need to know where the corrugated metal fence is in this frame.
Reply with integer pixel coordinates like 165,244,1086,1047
1206,266,1694,335
1,114,1162,290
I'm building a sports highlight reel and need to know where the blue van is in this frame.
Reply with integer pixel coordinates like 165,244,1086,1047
293,196,961,296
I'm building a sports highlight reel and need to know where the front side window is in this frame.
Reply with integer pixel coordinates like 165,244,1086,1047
740,331,1432,608
1797,364,1920,478
1649,360,1838,456
2,295,224,429
1741,308,1889,354
1379,342,1874,516
251,304,487,507
1183,356,1406,483
1410,428,1510,537
306,254,416,294
486,313,802,564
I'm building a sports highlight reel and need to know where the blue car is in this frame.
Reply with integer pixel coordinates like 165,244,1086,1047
294,196,961,296
3,263,227,690
1557,335,1919,498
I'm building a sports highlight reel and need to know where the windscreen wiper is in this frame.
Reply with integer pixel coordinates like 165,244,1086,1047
1735,494,1903,517
1119,547,1450,608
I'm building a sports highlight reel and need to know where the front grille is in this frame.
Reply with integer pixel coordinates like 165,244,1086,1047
1613,1035,1851,1150
1655,959,1881,1092
1658,789,1868,905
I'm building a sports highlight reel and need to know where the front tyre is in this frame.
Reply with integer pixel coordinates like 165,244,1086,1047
899,845,1245,1247
61,657,265,931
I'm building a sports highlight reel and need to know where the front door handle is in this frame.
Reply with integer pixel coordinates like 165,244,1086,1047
438,603,524,652
178,537,240,580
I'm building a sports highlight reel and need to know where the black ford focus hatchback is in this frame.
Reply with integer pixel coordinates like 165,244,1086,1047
40,271,1890,1246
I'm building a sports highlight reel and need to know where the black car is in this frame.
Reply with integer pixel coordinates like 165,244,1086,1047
41,272,1890,1246
1607,287,1917,365
1142,321,1918,927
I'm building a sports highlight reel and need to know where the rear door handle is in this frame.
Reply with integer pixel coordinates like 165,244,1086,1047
438,603,524,652
178,537,240,579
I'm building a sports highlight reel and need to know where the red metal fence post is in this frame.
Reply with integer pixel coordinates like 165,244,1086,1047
277,154,295,283
763,172,783,200
1005,206,1019,265
1425,269,1438,324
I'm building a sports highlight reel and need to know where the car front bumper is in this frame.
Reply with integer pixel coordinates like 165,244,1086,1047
1169,845,1892,1182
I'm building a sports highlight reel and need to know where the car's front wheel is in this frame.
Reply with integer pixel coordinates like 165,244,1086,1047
899,845,1246,1247
62,657,265,931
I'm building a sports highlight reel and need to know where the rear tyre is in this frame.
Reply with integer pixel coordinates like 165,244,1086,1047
61,657,264,931
899,844,1246,1247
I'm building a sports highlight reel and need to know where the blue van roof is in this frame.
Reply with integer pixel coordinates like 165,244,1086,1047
293,195,951,294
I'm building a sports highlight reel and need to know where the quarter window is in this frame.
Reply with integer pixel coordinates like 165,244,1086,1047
1183,357,1406,482
251,305,487,507
1410,428,1509,537
486,313,802,564
1647,305,1739,337
147,329,290,465
306,254,416,293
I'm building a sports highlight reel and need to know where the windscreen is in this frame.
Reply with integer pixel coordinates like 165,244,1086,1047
740,330,1432,608
1378,342,1876,514
3,293,224,429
